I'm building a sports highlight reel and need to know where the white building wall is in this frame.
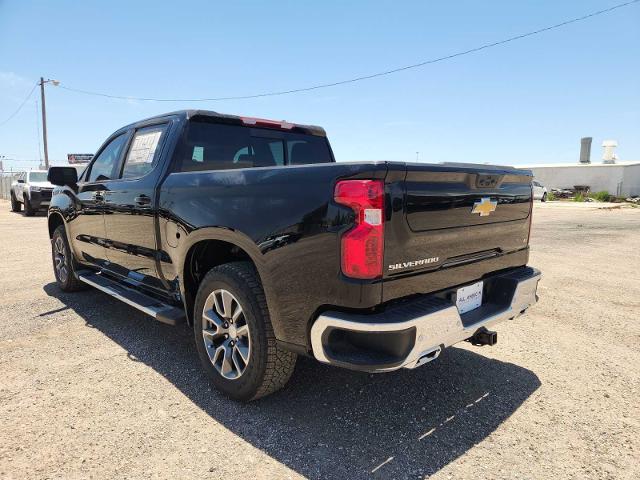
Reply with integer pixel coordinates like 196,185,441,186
624,165,640,196
525,163,640,197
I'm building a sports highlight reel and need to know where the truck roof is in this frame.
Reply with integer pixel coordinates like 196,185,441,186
122,110,327,137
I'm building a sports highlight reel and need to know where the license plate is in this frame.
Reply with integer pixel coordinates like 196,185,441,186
456,281,483,314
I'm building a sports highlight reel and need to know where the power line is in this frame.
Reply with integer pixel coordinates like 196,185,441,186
0,83,38,126
57,0,639,102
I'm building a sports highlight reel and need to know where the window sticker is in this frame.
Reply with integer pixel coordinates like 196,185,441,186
192,146,204,162
127,130,163,165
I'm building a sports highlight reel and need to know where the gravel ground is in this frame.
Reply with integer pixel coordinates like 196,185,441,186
0,200,638,480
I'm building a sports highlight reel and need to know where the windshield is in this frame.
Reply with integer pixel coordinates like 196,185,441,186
178,121,333,172
28,172,48,182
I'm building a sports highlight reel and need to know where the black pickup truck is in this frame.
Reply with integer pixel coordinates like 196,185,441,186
47,110,540,401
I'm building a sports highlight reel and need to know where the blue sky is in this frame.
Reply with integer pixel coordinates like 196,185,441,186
1,0,638,171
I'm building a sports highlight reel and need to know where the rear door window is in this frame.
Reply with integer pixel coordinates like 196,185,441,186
120,125,167,179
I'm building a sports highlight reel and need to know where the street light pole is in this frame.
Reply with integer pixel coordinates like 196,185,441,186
38,77,59,170
39,77,49,169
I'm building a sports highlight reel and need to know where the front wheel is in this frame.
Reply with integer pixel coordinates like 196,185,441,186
193,262,297,401
23,195,34,216
10,192,21,212
51,225,85,292
541,192,547,202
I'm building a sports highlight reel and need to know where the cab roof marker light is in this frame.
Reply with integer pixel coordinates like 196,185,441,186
240,116,294,130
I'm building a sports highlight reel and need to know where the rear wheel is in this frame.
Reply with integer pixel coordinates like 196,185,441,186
23,195,34,216
51,225,85,292
10,192,21,212
193,262,297,401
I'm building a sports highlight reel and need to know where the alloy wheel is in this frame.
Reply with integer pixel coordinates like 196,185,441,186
54,237,68,283
202,289,251,380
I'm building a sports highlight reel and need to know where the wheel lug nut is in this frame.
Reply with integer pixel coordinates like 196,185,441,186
223,322,229,328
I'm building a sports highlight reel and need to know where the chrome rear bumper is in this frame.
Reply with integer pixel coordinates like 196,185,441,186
310,267,541,372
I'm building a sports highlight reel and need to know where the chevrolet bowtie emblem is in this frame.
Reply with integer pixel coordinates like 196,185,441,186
471,197,498,216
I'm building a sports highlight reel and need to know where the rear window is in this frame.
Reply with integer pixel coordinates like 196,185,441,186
177,121,332,172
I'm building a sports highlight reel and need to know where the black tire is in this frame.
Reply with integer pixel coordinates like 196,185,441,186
193,262,296,401
541,192,547,202
51,225,85,292
10,192,21,212
23,195,34,216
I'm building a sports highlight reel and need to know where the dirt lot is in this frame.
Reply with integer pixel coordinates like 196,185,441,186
0,200,638,480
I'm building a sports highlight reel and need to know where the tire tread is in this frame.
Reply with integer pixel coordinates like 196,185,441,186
52,225,86,292
23,195,34,216
10,192,21,212
199,262,296,401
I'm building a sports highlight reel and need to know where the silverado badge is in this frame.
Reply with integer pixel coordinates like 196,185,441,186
471,197,497,217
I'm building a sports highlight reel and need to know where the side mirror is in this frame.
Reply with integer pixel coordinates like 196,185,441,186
48,166,78,187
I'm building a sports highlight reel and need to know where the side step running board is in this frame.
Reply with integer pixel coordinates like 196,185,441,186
77,271,185,326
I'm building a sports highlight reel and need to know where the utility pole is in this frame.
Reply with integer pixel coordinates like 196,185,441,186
40,77,49,169
35,100,42,165
39,77,59,170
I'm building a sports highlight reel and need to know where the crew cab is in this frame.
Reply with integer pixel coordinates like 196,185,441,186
47,110,540,401
10,170,55,215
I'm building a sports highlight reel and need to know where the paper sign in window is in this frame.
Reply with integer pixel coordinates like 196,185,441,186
127,130,163,165
192,146,204,162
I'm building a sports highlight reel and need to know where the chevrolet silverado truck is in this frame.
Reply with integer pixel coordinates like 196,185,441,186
47,110,540,401
10,170,55,215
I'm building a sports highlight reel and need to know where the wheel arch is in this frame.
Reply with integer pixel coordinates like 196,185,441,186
180,233,268,326
48,212,65,239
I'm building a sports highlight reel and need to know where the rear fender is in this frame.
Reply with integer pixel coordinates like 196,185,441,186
175,227,278,326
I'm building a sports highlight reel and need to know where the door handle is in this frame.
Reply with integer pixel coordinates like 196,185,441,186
135,195,151,206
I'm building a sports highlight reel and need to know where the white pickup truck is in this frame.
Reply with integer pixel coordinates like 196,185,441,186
10,170,55,216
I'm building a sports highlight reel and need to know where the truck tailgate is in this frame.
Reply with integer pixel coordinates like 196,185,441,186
382,163,533,302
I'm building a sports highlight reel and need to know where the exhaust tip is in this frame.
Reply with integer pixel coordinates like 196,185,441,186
409,346,442,369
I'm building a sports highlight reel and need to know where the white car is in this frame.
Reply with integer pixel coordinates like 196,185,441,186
532,180,548,202
10,170,55,216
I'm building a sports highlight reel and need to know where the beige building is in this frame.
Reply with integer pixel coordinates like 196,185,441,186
521,161,640,197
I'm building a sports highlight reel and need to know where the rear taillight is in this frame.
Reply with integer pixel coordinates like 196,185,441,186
334,180,385,279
